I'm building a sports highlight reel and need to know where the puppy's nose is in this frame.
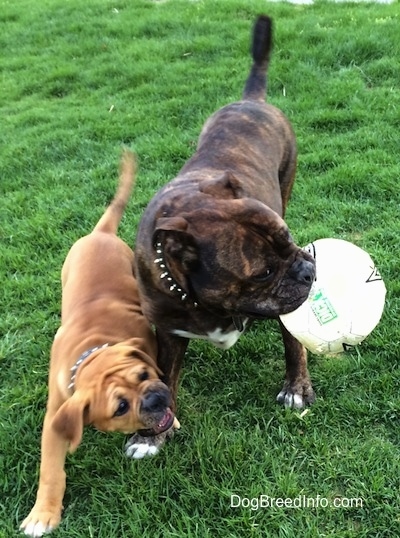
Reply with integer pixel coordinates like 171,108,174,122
289,258,315,285
141,390,169,413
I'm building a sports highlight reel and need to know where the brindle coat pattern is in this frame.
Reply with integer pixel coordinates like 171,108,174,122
129,16,316,456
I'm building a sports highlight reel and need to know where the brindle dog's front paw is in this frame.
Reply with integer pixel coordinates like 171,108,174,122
125,432,164,459
276,377,315,409
125,420,179,460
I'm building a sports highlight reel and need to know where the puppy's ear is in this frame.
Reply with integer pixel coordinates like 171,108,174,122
128,347,163,376
199,171,243,199
51,392,91,453
154,217,199,273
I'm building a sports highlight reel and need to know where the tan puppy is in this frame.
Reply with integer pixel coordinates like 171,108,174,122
21,152,177,537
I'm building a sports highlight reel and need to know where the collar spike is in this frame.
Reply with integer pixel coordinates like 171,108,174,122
68,343,108,392
154,241,197,306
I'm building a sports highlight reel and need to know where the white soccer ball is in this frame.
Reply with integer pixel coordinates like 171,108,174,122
280,238,386,355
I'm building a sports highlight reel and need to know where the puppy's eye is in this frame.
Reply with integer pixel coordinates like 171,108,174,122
138,370,149,382
114,399,130,417
253,268,274,283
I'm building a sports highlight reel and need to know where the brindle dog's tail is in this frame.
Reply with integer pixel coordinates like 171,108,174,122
242,15,272,102
94,150,136,234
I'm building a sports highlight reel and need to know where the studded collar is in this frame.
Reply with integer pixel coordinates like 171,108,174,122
153,240,198,307
68,344,109,391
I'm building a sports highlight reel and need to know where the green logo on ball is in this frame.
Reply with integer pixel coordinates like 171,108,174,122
310,289,338,325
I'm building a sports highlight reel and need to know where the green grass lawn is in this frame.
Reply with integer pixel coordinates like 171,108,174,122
1,0,400,536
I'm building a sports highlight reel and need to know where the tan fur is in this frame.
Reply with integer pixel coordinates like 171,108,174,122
21,152,174,536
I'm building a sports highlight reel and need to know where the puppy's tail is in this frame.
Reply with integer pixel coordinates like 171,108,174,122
94,150,136,234
242,15,272,102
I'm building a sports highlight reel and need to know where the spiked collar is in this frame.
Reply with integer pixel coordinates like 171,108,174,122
153,240,198,308
152,241,247,332
68,344,109,391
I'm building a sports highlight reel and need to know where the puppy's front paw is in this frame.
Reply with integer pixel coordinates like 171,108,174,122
276,378,315,409
20,508,60,537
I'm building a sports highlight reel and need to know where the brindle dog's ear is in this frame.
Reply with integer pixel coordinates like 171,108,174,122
154,217,199,273
229,199,293,249
154,216,188,233
199,171,243,199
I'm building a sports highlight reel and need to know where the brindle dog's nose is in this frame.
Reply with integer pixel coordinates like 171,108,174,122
141,390,169,413
289,258,315,285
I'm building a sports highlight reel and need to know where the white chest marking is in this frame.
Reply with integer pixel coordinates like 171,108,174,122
172,327,243,350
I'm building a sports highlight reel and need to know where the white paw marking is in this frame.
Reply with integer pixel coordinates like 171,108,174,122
292,393,304,409
21,521,53,537
276,390,285,403
125,441,160,459
276,390,304,409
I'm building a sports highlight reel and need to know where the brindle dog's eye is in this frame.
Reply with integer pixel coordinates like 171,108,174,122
253,268,274,283
138,370,149,382
114,399,130,417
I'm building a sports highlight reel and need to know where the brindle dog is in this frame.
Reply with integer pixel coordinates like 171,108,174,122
126,16,316,458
